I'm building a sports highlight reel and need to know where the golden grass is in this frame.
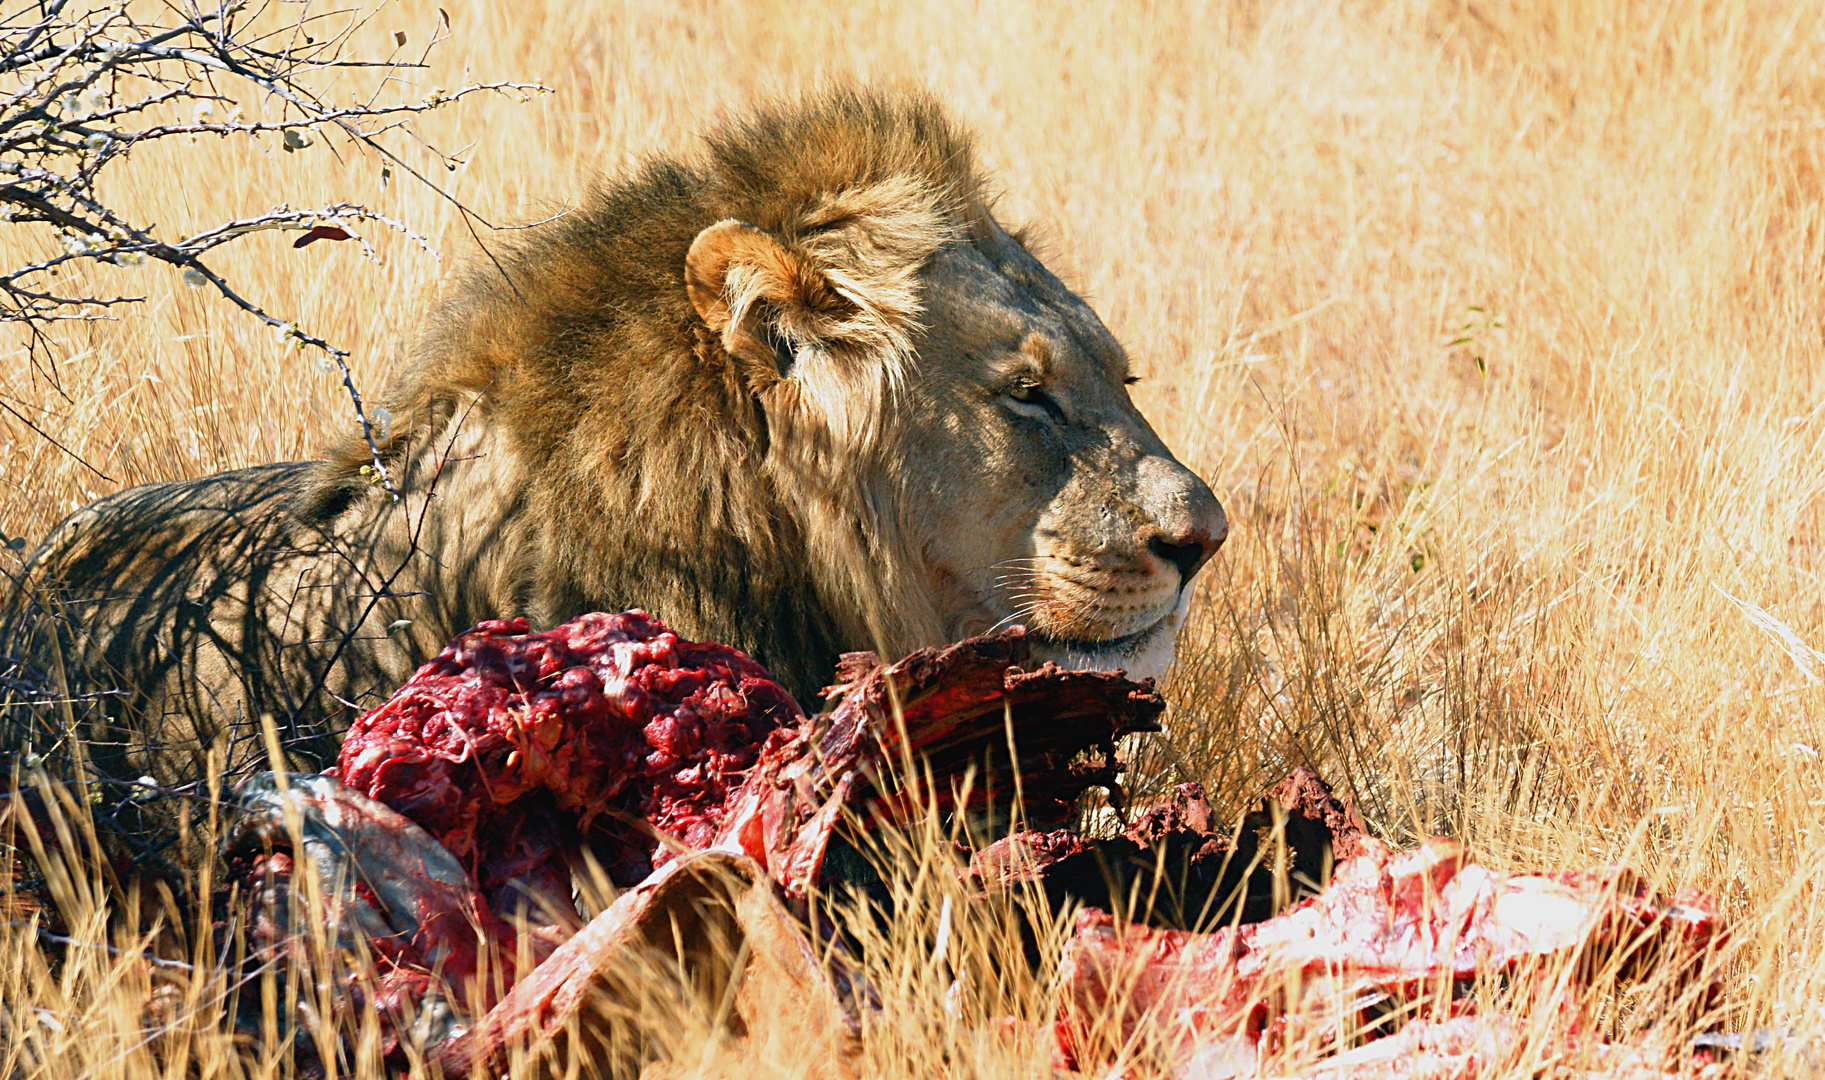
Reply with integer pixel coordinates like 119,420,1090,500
6,0,1825,1075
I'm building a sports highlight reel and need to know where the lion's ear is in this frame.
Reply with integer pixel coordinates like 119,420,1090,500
685,219,854,385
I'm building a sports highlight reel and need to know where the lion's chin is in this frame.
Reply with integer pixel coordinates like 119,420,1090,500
1025,592,1192,685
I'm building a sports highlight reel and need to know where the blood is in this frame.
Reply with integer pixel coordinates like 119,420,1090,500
222,614,1740,1079
332,611,801,902
306,615,1161,1032
1052,836,1727,1079
711,628,1165,895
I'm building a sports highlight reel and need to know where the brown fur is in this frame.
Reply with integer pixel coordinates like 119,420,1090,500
4,87,1225,794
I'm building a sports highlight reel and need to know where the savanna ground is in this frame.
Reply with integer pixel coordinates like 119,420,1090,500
5,0,1825,1076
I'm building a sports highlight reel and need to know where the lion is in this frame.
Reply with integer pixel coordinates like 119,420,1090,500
3,87,1226,796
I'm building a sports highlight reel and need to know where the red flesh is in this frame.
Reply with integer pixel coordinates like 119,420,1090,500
225,774,507,1060
712,629,1164,895
230,614,1737,1080
1054,837,1727,1078
333,611,800,899
245,615,1156,1068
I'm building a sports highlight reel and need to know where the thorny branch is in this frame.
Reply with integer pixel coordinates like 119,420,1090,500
0,0,549,491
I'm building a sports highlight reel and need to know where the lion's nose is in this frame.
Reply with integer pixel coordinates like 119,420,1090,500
1149,535,1213,586
1146,484,1228,589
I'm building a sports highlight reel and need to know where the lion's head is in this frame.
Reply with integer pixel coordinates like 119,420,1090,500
879,232,1227,681
313,87,1226,701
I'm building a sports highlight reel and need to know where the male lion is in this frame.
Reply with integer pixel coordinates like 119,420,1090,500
4,88,1225,794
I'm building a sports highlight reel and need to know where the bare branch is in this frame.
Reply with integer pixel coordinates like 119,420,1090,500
0,1,552,489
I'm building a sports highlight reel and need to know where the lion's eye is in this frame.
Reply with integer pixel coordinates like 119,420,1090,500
1004,380,1065,423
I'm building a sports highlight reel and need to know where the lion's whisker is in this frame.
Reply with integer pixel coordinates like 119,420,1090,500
984,612,1027,635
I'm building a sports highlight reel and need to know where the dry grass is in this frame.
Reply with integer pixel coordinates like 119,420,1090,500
6,0,1825,1075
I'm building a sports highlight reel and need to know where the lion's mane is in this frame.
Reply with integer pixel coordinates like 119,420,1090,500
300,87,995,701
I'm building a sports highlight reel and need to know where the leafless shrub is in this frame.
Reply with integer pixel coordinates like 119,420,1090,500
0,0,546,486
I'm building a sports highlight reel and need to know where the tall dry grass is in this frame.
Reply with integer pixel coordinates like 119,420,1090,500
5,0,1825,1075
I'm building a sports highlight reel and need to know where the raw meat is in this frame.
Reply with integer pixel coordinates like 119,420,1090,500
714,628,1164,896
220,613,1739,1080
329,614,1158,908
1053,836,1727,1079
229,615,1162,1070
225,773,502,1057
332,611,800,907
968,770,1366,939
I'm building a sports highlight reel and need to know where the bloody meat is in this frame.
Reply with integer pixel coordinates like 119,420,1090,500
225,615,1739,1080
225,773,503,1049
1053,836,1727,1079
330,615,1161,909
331,611,802,908
233,614,1162,1067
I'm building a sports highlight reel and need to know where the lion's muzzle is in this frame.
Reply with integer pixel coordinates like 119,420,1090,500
1135,454,1228,591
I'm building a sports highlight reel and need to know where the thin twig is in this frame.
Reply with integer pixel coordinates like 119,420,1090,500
0,1,551,488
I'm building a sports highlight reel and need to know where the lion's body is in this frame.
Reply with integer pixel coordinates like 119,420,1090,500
4,88,1226,794
15,464,391,780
